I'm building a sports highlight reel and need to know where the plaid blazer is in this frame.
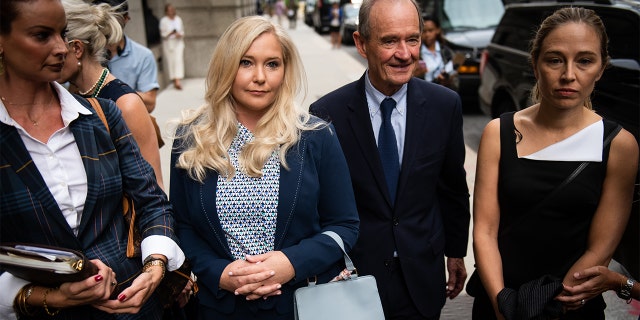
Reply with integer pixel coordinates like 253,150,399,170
0,95,176,319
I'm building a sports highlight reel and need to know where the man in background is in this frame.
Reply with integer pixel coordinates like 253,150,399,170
94,0,160,113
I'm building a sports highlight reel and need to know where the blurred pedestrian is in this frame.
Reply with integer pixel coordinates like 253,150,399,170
329,2,341,49
93,0,160,113
413,15,456,90
286,0,298,29
93,0,164,148
310,0,471,318
470,6,638,320
169,15,359,320
274,0,285,25
160,3,185,90
0,0,184,318
59,0,164,188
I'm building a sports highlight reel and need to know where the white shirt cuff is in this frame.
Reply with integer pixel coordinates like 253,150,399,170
141,235,185,271
0,273,28,320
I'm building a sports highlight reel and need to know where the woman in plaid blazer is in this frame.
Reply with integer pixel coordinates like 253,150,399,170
0,0,184,319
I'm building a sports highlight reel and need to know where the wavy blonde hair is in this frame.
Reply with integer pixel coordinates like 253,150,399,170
62,0,123,65
174,16,318,182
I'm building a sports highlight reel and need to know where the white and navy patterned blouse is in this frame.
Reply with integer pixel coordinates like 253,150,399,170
216,123,280,260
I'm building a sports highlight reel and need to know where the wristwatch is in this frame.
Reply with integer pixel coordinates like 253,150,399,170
143,256,166,279
617,278,635,302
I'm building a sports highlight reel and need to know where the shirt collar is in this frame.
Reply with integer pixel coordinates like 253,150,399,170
0,82,92,128
364,70,407,117
117,36,131,57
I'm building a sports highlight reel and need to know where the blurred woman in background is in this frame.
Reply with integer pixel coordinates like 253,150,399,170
59,0,164,188
159,3,185,90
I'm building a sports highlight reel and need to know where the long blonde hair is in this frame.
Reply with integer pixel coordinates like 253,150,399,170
174,16,318,182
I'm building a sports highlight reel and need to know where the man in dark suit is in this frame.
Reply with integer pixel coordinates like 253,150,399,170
310,0,470,318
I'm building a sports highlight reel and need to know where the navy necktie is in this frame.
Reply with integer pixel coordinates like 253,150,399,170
378,97,399,204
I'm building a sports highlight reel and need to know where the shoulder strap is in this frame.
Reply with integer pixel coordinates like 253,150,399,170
87,97,110,134
499,123,622,239
86,96,139,258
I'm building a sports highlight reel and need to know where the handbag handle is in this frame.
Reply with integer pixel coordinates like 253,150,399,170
322,231,356,274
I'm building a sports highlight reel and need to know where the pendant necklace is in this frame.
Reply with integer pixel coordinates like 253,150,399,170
1,94,54,126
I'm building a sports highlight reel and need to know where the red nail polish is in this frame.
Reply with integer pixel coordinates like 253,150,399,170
94,275,103,282
118,294,127,302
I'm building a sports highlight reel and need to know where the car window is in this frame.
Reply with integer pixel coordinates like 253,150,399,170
492,7,551,52
598,7,639,60
441,0,504,31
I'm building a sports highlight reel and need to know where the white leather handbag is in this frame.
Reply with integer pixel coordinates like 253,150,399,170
293,231,385,320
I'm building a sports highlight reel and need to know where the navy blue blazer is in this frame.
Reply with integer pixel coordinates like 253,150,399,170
310,74,470,317
0,95,177,319
169,118,359,316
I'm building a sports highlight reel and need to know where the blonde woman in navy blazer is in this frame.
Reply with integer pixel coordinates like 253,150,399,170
169,16,359,320
0,0,183,318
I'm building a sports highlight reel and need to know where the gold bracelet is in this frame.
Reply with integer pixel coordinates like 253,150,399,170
22,285,36,316
43,287,60,316
143,259,166,280
13,284,36,317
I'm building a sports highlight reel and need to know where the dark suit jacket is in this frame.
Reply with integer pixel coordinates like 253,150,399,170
310,74,470,317
0,95,176,319
169,118,359,317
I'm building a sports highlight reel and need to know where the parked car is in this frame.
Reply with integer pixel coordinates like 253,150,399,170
419,0,505,110
340,2,360,44
478,0,639,279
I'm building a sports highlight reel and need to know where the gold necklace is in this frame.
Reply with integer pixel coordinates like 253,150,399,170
1,94,54,126
79,68,109,97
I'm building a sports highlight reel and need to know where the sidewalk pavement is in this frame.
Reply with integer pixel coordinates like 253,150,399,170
151,16,636,320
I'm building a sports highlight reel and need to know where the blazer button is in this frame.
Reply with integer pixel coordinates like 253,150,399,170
392,217,399,226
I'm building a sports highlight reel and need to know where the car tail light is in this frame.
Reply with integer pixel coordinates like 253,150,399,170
458,64,479,74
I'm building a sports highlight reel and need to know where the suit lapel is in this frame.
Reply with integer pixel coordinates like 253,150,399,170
397,79,428,197
0,123,76,239
274,136,305,249
199,174,235,258
70,115,102,239
347,78,393,206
